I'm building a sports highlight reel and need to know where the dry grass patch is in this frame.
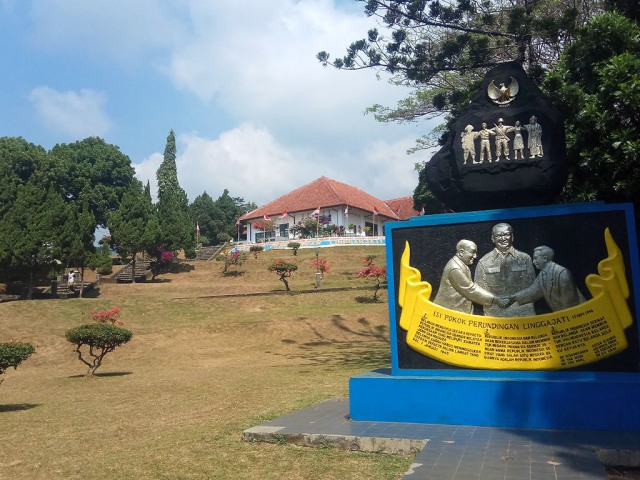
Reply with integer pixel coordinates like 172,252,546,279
0,247,410,480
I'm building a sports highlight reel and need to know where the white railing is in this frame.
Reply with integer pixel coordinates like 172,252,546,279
232,236,385,252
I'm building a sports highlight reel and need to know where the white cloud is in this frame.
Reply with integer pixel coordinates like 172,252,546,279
135,123,418,206
133,152,163,201
25,1,428,203
136,123,318,204
28,86,111,138
165,0,413,145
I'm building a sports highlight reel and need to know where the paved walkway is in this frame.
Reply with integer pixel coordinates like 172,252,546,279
243,399,640,480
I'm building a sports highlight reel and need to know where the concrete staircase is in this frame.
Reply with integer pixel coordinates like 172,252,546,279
115,260,152,283
194,244,227,261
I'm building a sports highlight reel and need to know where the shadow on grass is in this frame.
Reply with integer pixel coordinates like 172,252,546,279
68,371,133,379
276,315,390,370
149,278,173,283
169,263,196,273
222,270,245,277
354,295,380,304
0,403,40,413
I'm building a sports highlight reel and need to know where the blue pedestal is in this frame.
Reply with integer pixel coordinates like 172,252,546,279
350,368,640,431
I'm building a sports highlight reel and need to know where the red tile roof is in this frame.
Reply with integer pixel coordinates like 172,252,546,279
240,176,400,221
384,197,420,220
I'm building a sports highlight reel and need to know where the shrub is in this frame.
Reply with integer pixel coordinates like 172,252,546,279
217,249,248,273
197,234,210,246
90,307,123,325
217,232,232,244
357,255,387,301
249,245,264,259
184,246,197,259
0,342,35,386
66,323,132,376
311,257,330,277
287,242,301,255
268,260,298,291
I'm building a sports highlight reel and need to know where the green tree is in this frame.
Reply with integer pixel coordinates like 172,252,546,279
543,12,640,211
413,163,445,213
318,0,602,135
0,180,74,298
190,192,221,245
0,137,46,220
49,137,136,227
60,202,97,297
319,1,614,211
91,242,113,276
156,130,193,254
214,190,249,240
108,181,159,283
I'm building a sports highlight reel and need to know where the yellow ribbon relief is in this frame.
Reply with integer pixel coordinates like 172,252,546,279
398,229,633,370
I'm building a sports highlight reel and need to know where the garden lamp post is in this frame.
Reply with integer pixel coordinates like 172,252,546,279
315,249,321,289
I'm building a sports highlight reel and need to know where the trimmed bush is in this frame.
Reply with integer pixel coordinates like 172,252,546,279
0,342,35,386
66,323,132,376
287,242,301,255
268,260,298,291
249,245,264,259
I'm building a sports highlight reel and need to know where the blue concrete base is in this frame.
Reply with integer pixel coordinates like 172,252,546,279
350,369,640,431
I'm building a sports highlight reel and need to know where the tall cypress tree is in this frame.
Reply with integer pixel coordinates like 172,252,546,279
155,130,193,254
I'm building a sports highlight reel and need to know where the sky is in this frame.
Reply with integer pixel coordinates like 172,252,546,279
0,0,434,206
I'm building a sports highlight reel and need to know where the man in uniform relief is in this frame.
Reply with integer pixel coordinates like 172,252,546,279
474,223,536,317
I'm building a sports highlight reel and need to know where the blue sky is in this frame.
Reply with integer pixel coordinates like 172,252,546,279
0,0,432,205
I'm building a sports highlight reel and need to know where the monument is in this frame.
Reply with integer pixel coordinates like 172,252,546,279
349,62,640,431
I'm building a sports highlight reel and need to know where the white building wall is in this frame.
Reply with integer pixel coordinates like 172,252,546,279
245,206,388,243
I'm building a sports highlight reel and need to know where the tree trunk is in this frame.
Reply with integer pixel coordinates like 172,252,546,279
27,266,34,300
79,267,85,298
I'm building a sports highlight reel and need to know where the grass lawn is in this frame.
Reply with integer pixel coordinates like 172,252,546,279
0,246,412,479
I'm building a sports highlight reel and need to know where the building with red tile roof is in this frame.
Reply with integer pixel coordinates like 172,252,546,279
239,176,418,242
384,197,421,220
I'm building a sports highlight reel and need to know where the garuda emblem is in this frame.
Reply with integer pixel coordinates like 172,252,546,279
488,77,519,106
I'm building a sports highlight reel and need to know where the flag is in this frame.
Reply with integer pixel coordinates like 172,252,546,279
280,211,287,218
196,222,200,235
236,217,240,226
344,205,348,217
312,207,320,217
373,206,379,215
263,214,271,221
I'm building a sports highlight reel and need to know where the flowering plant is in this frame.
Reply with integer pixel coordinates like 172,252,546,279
158,249,174,264
90,307,124,327
311,257,330,277
357,255,387,301
217,249,248,273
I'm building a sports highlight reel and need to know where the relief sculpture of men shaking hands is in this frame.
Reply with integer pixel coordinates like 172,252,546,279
434,240,511,314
